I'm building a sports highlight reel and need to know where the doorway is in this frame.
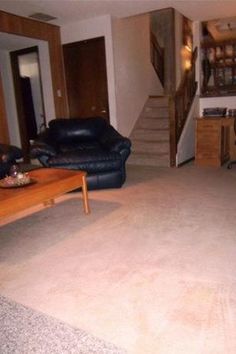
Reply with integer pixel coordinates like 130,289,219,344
63,37,110,122
10,46,46,161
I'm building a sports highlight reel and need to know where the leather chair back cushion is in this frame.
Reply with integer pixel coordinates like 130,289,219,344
49,117,107,144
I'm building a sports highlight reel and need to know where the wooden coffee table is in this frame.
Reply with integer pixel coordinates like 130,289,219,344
0,168,90,219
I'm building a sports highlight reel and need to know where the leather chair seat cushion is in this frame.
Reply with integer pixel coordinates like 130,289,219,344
59,141,101,153
48,150,122,173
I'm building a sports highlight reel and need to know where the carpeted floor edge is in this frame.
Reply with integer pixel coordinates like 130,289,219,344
0,294,126,354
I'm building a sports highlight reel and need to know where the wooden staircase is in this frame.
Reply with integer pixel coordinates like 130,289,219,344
128,45,198,168
128,96,170,167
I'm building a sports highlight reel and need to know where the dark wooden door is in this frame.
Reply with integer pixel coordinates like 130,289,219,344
63,37,109,122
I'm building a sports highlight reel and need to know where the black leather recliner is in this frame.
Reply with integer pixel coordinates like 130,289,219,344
30,117,131,190
0,143,23,179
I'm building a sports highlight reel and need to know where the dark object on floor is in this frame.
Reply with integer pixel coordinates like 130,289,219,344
30,117,131,190
0,144,23,179
0,294,126,354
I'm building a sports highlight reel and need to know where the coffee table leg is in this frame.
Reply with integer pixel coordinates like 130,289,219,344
81,175,90,214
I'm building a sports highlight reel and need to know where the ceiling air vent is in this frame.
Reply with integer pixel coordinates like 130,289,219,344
28,13,57,22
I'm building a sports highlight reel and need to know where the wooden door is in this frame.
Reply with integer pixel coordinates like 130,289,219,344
63,37,109,122
0,70,10,144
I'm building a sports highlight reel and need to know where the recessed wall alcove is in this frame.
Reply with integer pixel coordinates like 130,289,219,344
0,10,68,145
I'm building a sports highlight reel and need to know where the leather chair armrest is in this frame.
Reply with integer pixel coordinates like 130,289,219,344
30,128,57,158
99,125,131,154
30,142,57,158
0,144,23,163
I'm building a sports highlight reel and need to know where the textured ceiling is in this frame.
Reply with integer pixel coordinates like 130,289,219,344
0,0,236,26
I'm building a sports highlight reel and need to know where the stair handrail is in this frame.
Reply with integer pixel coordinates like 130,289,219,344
150,32,164,86
169,46,198,166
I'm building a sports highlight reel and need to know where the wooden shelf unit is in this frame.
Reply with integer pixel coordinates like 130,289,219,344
201,40,236,96
195,117,235,167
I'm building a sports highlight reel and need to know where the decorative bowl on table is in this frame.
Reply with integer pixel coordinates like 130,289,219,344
0,172,35,188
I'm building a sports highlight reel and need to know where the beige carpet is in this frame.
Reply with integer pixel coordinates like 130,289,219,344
0,294,125,353
0,164,236,354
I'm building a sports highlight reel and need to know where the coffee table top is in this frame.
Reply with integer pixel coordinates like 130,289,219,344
0,168,87,218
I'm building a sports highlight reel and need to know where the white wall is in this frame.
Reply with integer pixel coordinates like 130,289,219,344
112,14,161,136
177,95,199,165
61,15,117,129
37,41,56,125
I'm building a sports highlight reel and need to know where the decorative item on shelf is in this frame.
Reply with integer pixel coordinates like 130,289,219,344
203,107,227,117
225,67,233,85
217,68,225,86
228,109,236,117
225,57,233,65
207,48,215,63
225,44,233,57
215,46,223,60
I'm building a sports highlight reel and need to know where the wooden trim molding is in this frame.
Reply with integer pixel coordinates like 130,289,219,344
0,70,9,144
0,10,69,118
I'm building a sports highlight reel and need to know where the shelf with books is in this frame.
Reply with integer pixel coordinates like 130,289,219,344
201,39,236,96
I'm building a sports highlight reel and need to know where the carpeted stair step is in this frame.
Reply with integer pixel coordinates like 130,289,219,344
147,96,169,107
143,106,169,118
128,95,171,167
128,151,170,167
131,140,169,154
131,128,169,141
138,117,169,129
